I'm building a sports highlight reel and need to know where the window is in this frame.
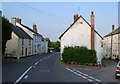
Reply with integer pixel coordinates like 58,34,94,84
22,39,24,45
29,40,31,45
101,42,103,47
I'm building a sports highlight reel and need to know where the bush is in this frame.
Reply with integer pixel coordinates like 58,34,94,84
62,46,97,64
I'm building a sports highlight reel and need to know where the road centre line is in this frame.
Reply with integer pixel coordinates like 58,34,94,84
24,75,29,79
14,53,55,83
14,66,33,84
34,62,39,65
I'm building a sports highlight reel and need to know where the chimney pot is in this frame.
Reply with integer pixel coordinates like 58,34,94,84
11,17,16,25
73,13,79,22
91,11,94,15
16,18,21,24
112,25,115,32
33,23,37,32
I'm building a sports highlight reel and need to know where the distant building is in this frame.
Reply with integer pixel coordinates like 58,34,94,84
103,26,120,59
5,23,33,59
59,11,103,64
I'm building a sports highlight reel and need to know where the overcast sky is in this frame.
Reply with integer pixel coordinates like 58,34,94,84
2,2,118,41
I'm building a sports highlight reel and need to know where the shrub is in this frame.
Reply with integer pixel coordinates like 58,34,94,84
62,46,97,64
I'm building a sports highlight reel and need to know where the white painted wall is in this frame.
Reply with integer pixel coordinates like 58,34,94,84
60,17,103,64
94,32,103,64
61,17,91,54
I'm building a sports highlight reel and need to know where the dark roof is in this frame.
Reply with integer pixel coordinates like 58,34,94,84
21,24,42,37
104,27,120,37
59,15,103,39
11,24,32,39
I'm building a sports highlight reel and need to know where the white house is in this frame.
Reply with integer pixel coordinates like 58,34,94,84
15,18,48,54
41,37,48,53
59,11,103,64
103,26,120,59
5,19,33,59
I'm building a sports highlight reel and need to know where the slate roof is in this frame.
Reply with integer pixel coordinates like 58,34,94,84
21,24,42,37
104,27,120,37
59,15,103,39
11,24,32,39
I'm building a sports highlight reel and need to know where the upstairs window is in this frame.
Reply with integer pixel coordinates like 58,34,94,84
29,40,31,45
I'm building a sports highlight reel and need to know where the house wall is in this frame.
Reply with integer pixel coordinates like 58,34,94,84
60,17,91,54
112,34,119,59
18,38,32,58
16,23,34,55
94,32,103,64
119,34,120,59
36,35,42,54
42,40,48,53
5,32,32,59
33,34,38,54
103,36,111,58
60,17,103,64
5,32,19,57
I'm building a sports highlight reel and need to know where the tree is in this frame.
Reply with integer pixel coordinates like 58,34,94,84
48,40,60,52
2,16,12,54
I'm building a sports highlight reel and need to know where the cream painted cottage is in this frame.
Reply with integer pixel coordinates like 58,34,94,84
59,11,103,64
5,22,33,59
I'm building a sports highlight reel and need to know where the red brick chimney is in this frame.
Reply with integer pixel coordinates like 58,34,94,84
33,23,37,32
73,13,79,22
112,25,115,32
16,18,21,24
91,11,95,49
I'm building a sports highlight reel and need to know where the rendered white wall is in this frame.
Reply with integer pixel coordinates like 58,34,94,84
61,17,91,54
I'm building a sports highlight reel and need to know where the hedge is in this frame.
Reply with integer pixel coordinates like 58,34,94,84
62,46,97,64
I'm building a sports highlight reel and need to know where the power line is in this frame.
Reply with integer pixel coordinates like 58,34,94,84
15,1,71,23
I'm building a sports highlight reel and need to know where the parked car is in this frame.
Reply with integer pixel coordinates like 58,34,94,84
115,61,120,79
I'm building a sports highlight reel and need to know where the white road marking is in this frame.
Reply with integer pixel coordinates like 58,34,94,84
88,76,94,79
24,75,28,79
73,69,102,82
14,53,55,83
81,76,87,79
66,68,104,83
39,59,43,61
66,68,92,82
34,62,39,65
87,79,94,82
94,79,102,82
14,66,33,84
